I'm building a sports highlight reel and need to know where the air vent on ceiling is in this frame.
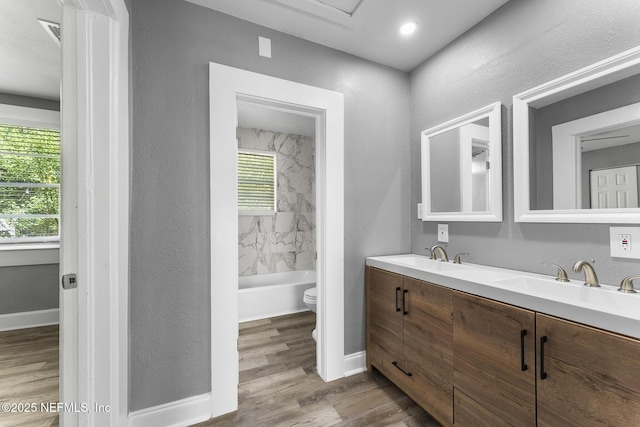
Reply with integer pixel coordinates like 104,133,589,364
38,19,61,47
315,0,364,16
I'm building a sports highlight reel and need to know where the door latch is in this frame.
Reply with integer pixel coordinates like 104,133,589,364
62,273,77,290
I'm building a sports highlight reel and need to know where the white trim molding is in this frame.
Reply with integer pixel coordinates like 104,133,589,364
128,393,212,427
344,351,367,377
59,1,130,426
209,62,345,418
0,244,59,267
0,308,59,332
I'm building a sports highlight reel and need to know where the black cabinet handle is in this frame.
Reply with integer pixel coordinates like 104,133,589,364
395,287,401,312
540,336,548,380
520,330,528,371
402,289,408,315
392,361,412,377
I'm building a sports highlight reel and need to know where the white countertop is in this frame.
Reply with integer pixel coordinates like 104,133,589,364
366,254,640,339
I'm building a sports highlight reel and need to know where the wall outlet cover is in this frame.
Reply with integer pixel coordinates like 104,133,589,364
438,224,449,243
417,203,422,220
610,227,640,259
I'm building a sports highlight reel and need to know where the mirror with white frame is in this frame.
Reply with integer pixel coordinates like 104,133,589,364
421,102,502,222
513,45,640,223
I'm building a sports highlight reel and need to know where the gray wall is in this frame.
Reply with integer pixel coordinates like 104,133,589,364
0,93,60,315
410,0,640,281
130,0,410,411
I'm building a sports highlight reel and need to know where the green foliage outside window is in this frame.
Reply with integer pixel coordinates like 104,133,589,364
0,124,60,239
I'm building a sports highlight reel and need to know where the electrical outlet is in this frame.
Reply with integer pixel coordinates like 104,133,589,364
438,224,449,243
610,227,640,259
417,203,423,220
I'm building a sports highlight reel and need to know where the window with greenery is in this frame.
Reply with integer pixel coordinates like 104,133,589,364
237,149,276,214
0,122,60,241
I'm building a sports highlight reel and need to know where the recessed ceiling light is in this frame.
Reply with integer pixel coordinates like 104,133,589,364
399,21,417,36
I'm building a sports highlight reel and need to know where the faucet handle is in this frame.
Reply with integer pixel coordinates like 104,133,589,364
454,252,469,264
542,262,569,282
425,247,436,260
618,275,640,294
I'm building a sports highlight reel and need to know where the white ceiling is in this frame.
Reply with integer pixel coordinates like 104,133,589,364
238,104,316,136
0,0,61,101
0,0,511,102
185,0,510,71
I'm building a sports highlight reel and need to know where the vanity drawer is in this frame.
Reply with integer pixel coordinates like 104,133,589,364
370,340,453,426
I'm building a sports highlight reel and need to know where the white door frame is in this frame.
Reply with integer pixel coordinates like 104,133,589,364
60,1,129,426
209,62,344,417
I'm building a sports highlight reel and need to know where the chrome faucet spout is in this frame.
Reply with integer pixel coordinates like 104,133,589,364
572,260,600,287
430,245,449,262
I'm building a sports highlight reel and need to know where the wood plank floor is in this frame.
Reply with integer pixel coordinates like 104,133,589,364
197,311,440,427
0,325,59,427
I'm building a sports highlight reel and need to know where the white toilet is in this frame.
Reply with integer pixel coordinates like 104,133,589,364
303,287,318,341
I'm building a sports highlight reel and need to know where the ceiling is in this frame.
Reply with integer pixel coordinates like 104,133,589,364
185,0,510,71
0,0,511,102
0,0,61,101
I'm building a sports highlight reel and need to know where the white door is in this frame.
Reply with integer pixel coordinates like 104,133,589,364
590,166,639,208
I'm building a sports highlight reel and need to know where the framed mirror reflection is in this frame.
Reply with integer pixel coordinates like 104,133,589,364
421,102,502,222
514,45,640,223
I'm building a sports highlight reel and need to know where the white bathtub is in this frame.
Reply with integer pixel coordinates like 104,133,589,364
238,270,316,323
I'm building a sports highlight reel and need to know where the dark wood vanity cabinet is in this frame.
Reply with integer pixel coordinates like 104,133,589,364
366,267,454,426
453,292,536,426
367,265,640,426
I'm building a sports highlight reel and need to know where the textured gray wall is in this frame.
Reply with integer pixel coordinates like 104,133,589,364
0,93,60,315
410,0,640,281
0,264,59,314
130,0,410,411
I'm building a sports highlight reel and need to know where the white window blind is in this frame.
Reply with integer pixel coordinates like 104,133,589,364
0,123,61,241
238,149,276,214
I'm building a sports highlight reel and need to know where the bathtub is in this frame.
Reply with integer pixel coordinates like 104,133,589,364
238,270,316,323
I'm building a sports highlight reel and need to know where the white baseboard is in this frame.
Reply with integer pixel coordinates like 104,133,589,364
0,308,59,331
344,350,367,377
128,393,212,427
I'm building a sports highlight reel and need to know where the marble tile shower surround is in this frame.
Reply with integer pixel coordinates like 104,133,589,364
237,128,316,276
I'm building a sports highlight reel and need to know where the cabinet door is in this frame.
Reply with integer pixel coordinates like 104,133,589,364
536,314,640,427
367,267,404,357
403,277,453,423
453,292,536,426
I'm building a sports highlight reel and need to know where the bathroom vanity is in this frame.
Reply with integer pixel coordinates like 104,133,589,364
365,255,640,427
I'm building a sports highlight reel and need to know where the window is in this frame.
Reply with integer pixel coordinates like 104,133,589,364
237,149,276,215
0,105,60,243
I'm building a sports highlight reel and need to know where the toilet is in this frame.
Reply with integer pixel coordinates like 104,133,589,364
303,287,318,341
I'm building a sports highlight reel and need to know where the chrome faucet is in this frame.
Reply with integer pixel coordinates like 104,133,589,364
618,275,640,294
430,245,449,262
572,260,600,287
542,262,569,282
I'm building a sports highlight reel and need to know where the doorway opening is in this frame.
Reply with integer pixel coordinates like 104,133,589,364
209,63,344,418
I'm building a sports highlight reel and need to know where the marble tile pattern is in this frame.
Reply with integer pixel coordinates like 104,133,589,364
237,128,315,276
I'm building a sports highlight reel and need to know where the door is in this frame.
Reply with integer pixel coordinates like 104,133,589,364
536,314,640,426
453,293,536,426
590,165,639,208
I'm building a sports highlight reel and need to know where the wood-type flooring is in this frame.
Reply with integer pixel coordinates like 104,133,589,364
198,311,439,427
0,325,59,427
0,312,440,427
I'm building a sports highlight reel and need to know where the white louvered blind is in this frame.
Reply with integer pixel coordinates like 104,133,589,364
238,150,276,214
0,124,61,240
